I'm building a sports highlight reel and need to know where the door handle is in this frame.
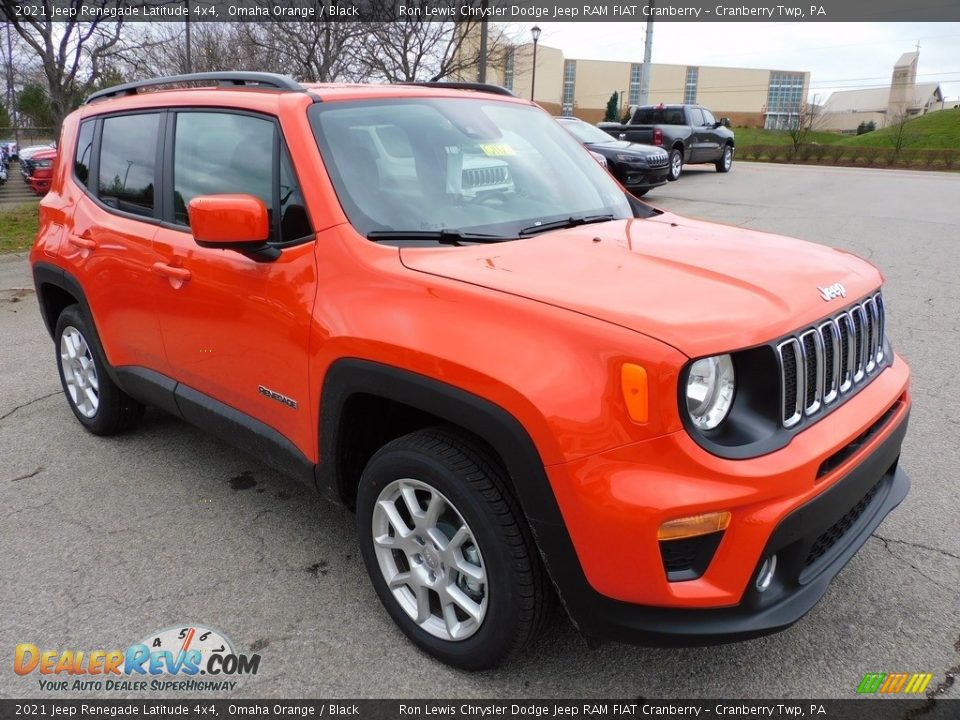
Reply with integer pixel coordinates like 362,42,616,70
152,262,192,284
68,235,96,251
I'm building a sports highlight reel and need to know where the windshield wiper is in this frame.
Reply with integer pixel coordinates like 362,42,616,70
519,214,616,237
367,229,509,246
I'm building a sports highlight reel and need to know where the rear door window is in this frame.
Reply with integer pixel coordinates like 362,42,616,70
98,114,161,217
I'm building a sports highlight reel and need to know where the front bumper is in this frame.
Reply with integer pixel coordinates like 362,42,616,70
619,164,670,190
534,356,911,645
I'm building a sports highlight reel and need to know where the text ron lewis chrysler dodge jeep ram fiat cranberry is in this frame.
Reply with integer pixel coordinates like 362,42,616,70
30,73,911,670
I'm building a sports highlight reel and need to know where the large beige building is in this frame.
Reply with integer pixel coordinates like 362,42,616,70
456,40,809,128
820,52,945,133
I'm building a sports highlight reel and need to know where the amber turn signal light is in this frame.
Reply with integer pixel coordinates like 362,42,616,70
657,511,732,541
621,363,649,423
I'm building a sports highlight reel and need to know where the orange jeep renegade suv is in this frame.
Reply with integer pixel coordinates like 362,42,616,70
30,73,911,670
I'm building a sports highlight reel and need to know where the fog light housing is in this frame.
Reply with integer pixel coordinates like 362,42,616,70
755,554,777,592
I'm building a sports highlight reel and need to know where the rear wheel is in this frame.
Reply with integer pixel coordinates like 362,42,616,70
668,148,683,181
356,428,550,670
54,305,144,435
716,144,734,173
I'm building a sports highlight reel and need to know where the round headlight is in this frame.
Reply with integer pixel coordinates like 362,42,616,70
685,354,735,430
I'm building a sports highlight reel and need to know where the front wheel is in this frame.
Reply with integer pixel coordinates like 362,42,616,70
716,145,734,173
356,428,550,670
667,148,683,181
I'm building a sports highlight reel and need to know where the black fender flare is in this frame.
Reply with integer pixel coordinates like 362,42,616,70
317,358,597,628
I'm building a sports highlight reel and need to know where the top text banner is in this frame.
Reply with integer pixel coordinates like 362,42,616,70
3,0,960,23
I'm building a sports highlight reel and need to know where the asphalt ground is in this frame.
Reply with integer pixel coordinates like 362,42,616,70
0,161,958,700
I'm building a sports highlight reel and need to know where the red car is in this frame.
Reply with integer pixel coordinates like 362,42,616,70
26,148,57,195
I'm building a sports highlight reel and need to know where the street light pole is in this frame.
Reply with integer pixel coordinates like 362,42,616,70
530,25,541,102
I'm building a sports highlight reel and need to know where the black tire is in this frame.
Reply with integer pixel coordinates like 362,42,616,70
356,427,551,670
54,304,144,435
715,144,734,173
667,147,683,181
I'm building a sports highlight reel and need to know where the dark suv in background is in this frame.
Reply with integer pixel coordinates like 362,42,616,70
557,116,670,197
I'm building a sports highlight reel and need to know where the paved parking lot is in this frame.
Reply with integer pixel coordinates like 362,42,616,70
0,161,40,208
1,161,958,699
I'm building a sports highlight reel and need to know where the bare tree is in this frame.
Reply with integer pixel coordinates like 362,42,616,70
243,11,369,83
0,0,128,134
887,109,914,154
787,93,824,155
360,19,511,83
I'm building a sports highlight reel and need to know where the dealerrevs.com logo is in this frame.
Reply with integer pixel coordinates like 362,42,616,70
14,625,261,692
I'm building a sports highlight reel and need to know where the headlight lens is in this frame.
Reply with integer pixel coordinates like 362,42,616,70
615,153,642,163
685,354,735,430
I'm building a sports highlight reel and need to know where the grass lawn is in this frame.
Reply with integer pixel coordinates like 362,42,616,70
842,107,960,149
0,203,39,254
734,128,846,146
736,108,960,150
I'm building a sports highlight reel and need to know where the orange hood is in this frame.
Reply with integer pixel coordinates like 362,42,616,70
399,212,882,358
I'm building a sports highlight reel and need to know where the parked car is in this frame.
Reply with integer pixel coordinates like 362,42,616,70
31,73,910,670
557,116,669,197
0,158,7,185
19,144,56,178
25,147,56,194
1,139,18,160
598,103,735,181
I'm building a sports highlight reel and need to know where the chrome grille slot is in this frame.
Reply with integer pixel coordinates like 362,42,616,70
851,305,866,382
800,329,823,415
820,320,840,404
778,338,803,429
875,294,885,362
777,293,886,429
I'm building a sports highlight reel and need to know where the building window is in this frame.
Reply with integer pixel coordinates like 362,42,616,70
684,67,698,104
765,71,805,129
628,63,642,106
503,49,514,92
562,60,576,115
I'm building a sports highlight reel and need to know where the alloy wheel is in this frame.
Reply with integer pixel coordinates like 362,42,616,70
371,478,488,641
60,326,99,418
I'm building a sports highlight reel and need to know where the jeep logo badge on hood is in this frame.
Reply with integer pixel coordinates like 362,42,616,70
818,282,847,301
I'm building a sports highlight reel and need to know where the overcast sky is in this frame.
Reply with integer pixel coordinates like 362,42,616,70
501,22,960,103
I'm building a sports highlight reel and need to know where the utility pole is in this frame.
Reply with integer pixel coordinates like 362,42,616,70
638,2,654,105
184,0,192,73
477,0,488,83
5,22,18,149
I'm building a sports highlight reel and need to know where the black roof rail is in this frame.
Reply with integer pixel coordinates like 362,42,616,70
85,72,304,105
399,81,516,98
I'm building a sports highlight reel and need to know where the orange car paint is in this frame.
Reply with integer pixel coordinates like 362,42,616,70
31,82,910,627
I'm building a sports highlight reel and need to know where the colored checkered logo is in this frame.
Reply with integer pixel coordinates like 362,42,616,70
857,672,933,694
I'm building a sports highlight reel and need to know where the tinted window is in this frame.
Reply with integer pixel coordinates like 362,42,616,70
74,121,94,188
173,112,273,227
631,106,688,125
98,114,160,217
701,109,717,126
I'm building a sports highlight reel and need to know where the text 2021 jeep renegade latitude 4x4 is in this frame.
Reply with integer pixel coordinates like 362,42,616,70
30,73,911,670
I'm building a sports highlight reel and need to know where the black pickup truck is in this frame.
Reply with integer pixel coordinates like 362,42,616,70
597,104,735,181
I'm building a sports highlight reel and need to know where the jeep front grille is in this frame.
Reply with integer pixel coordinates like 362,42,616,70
462,166,509,189
778,292,886,429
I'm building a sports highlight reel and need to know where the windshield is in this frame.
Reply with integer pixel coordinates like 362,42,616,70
560,120,617,145
308,98,631,238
